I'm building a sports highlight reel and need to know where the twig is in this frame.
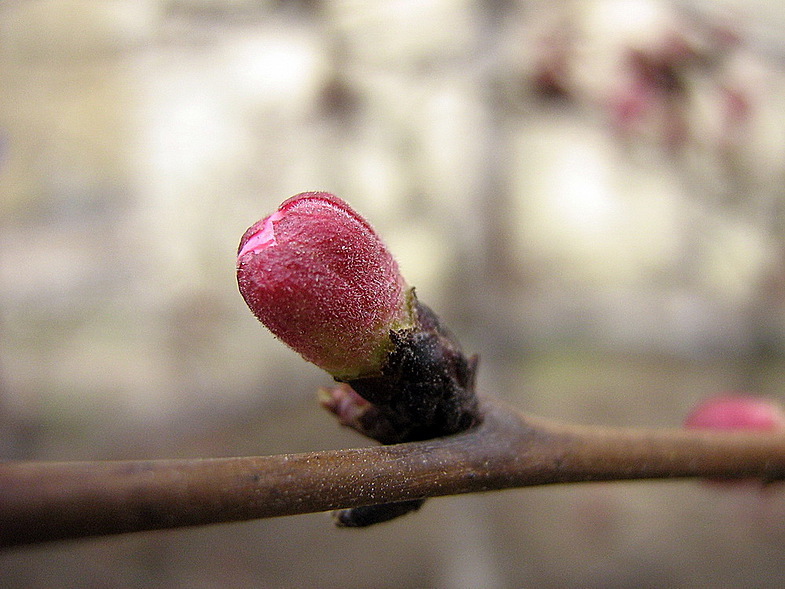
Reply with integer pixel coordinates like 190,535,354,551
2,395,785,548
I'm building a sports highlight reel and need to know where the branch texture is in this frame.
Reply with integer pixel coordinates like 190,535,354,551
2,396,785,548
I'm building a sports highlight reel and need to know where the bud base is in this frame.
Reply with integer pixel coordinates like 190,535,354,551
333,299,481,525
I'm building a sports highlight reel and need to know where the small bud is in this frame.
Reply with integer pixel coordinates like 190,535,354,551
684,394,785,432
237,192,415,380
317,383,399,444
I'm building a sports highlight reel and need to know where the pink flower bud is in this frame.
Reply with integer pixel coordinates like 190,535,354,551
684,394,785,432
237,192,415,380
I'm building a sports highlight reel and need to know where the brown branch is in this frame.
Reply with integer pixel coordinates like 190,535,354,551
2,395,785,548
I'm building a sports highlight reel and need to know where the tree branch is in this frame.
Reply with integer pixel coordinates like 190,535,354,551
2,395,785,548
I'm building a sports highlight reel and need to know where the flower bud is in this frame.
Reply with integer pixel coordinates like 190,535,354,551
237,192,415,380
684,394,785,432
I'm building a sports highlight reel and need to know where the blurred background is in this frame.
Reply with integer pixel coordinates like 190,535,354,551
3,0,785,586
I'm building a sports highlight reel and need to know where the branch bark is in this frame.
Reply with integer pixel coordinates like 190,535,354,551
2,395,785,548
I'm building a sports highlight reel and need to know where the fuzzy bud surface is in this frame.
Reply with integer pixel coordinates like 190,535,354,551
237,192,414,380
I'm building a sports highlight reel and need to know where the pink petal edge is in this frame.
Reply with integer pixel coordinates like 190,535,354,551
238,210,284,259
